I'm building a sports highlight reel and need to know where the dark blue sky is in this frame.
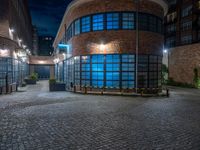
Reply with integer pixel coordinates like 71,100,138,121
28,0,72,36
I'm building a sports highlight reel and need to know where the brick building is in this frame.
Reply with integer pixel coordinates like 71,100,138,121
164,0,200,84
0,0,32,93
53,0,168,93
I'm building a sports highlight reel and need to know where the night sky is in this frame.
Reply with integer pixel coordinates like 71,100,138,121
28,0,72,37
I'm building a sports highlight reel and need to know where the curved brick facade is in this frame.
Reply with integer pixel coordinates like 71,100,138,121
54,0,167,92
70,30,164,57
65,0,164,27
54,0,165,57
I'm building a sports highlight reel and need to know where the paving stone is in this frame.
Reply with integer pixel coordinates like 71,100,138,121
0,81,200,149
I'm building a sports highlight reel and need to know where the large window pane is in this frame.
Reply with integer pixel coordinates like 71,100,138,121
149,16,157,32
139,13,149,31
107,13,119,30
93,14,104,31
75,19,80,35
122,13,135,29
92,55,104,63
81,16,91,33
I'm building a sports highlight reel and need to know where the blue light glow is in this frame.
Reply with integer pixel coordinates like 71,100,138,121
58,44,69,49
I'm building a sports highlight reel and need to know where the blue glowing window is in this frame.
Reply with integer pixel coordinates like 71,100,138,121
92,80,103,87
106,54,120,63
106,72,119,80
122,13,135,29
82,80,90,86
106,81,120,88
92,72,104,80
93,14,104,31
107,13,119,30
92,55,104,63
81,16,91,33
122,64,135,71
82,72,90,79
122,55,135,63
106,64,120,71
75,19,80,35
92,64,104,71
122,72,134,80
82,64,90,71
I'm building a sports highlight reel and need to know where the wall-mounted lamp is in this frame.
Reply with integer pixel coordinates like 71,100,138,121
163,49,168,54
10,28,14,33
54,58,59,64
22,45,27,49
100,44,106,51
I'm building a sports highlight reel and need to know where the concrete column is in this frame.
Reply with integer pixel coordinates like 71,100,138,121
50,65,55,79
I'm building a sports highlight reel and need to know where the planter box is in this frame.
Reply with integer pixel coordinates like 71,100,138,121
49,83,66,91
25,79,37,85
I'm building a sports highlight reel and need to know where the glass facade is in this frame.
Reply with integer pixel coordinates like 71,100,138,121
81,16,91,33
55,54,162,90
64,11,163,42
0,57,29,87
74,19,80,35
107,13,120,30
93,14,104,31
122,13,135,29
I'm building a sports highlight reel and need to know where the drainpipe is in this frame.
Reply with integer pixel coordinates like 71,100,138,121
135,0,139,93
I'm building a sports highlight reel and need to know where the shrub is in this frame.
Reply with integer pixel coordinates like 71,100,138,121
30,73,38,81
49,79,56,84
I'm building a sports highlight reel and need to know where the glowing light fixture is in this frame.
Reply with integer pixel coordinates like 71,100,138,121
10,28,14,33
58,44,69,49
22,45,26,49
38,61,45,64
163,49,168,53
54,58,59,64
100,44,106,51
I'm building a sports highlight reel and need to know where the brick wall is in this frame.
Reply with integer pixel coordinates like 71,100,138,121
169,43,200,84
54,0,165,47
69,30,163,56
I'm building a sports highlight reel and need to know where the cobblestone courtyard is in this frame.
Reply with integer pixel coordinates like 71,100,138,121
0,81,200,150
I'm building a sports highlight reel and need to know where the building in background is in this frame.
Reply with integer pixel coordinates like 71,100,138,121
53,0,168,93
38,36,54,56
0,0,32,93
32,26,39,56
164,0,200,84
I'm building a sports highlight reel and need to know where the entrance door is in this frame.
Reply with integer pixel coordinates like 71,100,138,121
34,65,50,80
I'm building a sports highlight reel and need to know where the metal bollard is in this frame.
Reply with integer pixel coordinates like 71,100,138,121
84,86,87,94
141,90,143,97
166,88,169,97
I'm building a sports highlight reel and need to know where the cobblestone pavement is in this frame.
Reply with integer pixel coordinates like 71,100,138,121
0,81,200,150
